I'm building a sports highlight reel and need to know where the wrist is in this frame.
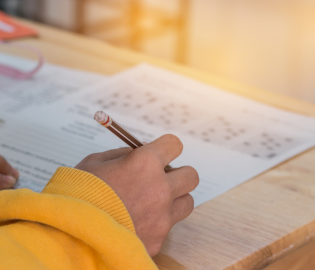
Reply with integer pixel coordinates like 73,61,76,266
42,167,135,233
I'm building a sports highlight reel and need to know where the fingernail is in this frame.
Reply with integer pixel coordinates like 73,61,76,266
3,175,16,186
12,168,20,179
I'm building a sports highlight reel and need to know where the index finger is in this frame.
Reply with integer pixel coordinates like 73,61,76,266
0,155,13,175
144,134,183,166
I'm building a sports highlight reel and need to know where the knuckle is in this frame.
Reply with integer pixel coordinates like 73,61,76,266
157,215,172,236
112,147,132,157
149,241,164,257
159,182,173,200
83,152,103,163
84,153,97,161
186,194,195,212
144,216,171,257
131,148,161,169
172,194,194,222
150,182,173,207
162,214,171,227
119,147,133,154
177,194,194,219
185,166,199,188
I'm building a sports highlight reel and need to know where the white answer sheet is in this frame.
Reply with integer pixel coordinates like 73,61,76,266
0,53,107,121
4,62,315,207
0,53,110,190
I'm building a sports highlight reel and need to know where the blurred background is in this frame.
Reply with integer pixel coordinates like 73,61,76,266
1,0,315,104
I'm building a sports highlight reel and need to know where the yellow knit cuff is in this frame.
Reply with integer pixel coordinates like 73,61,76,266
42,167,135,233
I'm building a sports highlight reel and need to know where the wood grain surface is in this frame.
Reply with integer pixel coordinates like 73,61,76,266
264,240,315,270
2,19,315,270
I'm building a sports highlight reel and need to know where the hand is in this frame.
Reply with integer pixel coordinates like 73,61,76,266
75,134,199,257
0,155,19,190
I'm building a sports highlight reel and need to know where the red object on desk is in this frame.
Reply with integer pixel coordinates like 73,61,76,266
0,12,37,40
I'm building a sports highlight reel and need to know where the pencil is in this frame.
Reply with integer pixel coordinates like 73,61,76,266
94,111,172,170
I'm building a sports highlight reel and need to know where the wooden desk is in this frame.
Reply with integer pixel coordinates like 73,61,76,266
2,20,315,270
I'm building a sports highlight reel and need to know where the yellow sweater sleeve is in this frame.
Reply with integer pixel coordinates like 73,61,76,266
0,167,158,270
